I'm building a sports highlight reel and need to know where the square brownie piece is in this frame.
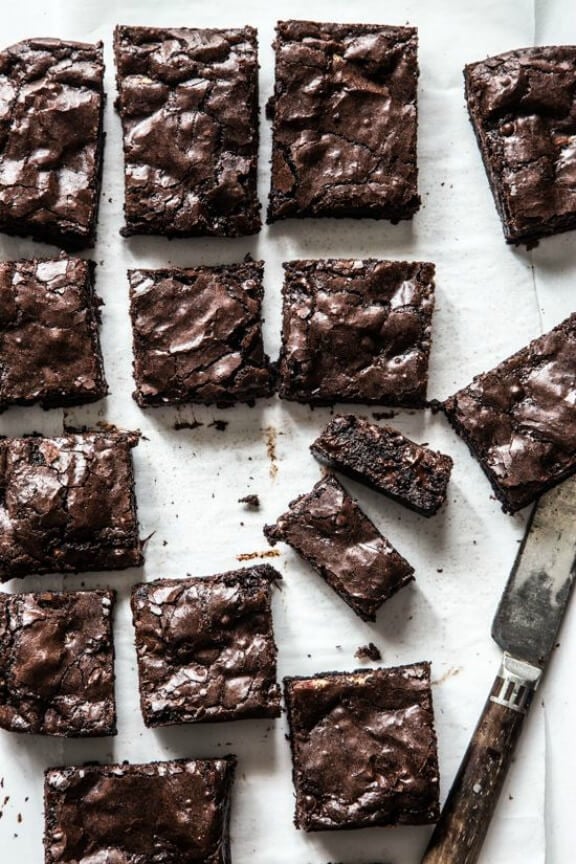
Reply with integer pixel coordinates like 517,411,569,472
129,260,274,407
311,414,453,516
278,259,435,406
0,431,143,581
131,566,281,726
268,21,420,222
284,664,440,830
44,757,236,864
0,590,115,736
0,258,107,411
264,473,414,620
465,46,576,245
0,38,104,250
114,25,261,237
440,313,576,513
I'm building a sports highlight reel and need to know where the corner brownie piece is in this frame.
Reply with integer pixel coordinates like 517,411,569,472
0,431,142,581
0,258,107,411
278,259,435,406
441,313,576,513
268,21,420,222
284,664,440,831
0,590,115,736
264,473,414,621
311,414,453,516
465,46,576,245
44,757,236,864
129,261,274,407
0,38,104,250
131,566,281,726
114,25,260,237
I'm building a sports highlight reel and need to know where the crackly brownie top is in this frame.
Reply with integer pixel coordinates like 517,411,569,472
0,38,104,248
0,590,115,736
0,432,142,580
284,664,440,830
465,46,576,243
129,262,274,407
279,259,435,405
44,757,236,864
131,566,281,725
114,25,260,237
268,20,419,221
0,257,107,409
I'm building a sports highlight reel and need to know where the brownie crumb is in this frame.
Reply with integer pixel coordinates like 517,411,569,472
355,642,382,662
239,495,260,509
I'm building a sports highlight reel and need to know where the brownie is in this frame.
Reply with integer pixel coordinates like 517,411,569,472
44,757,236,864
131,566,282,726
284,664,440,831
264,473,414,621
0,38,104,250
0,431,142,581
278,259,435,406
128,261,274,407
267,21,420,222
464,46,576,245
114,25,260,237
440,313,576,513
311,415,453,516
0,590,115,736
0,258,107,411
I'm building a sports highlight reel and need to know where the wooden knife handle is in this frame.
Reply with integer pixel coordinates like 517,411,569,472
422,655,541,864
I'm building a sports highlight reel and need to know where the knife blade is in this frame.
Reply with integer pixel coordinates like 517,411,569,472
422,474,576,864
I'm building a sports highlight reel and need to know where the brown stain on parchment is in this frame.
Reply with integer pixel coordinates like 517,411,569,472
236,549,280,562
263,426,278,478
432,666,462,685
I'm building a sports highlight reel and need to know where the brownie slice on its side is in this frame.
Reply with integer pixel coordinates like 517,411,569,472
44,758,236,864
268,21,420,223
284,664,440,831
464,46,576,245
0,38,105,250
264,473,414,621
114,25,261,238
310,414,453,516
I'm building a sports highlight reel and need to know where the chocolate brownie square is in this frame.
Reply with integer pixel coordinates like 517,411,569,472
0,590,115,736
264,473,414,620
131,566,281,726
464,46,576,245
114,25,261,237
44,757,236,864
0,38,104,250
278,259,435,406
0,258,107,411
284,664,440,830
129,260,274,407
268,21,420,222
0,431,143,581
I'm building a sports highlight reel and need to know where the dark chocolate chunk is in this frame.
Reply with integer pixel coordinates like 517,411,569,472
268,21,420,222
131,565,281,726
310,414,453,516
114,25,261,237
264,473,414,620
284,664,440,830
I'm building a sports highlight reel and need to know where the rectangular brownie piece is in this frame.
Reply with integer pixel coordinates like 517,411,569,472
114,25,261,237
0,590,115,736
284,664,440,830
44,757,236,864
0,257,107,411
278,259,435,406
0,38,104,250
264,473,414,620
268,21,420,222
440,313,576,513
464,46,576,245
0,431,142,580
311,414,453,516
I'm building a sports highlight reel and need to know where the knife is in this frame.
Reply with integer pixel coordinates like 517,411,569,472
422,473,576,864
